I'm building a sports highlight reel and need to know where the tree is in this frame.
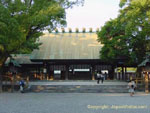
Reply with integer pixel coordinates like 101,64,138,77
97,0,150,66
97,18,130,64
119,0,150,63
0,0,84,92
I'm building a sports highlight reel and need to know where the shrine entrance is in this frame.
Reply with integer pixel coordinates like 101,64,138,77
38,60,114,80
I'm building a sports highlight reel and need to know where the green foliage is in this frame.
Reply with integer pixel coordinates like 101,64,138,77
98,0,150,65
98,18,129,63
0,0,84,64
119,0,128,8
0,3,25,55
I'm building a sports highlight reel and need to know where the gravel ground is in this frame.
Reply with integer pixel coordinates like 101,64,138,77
0,92,150,113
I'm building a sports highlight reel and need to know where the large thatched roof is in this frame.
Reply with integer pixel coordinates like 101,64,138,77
30,32,103,60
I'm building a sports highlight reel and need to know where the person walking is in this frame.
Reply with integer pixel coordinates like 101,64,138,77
128,80,136,96
104,72,107,80
100,73,104,83
97,72,101,84
19,79,25,93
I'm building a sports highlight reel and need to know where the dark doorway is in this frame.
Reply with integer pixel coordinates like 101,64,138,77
68,69,91,80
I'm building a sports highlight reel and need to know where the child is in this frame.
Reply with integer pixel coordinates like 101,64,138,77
128,80,136,96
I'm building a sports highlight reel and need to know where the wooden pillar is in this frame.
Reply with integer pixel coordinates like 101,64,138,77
49,65,53,80
109,66,115,79
92,65,95,80
26,76,29,86
38,67,40,78
43,62,47,80
49,71,54,80
65,65,69,80
11,74,15,93
118,72,120,80
124,67,127,80
46,64,50,80
121,66,124,80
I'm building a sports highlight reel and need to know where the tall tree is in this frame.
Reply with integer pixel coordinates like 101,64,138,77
119,0,150,62
97,18,130,64
0,0,84,92
97,0,150,66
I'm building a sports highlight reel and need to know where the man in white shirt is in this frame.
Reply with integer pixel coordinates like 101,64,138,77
97,72,101,84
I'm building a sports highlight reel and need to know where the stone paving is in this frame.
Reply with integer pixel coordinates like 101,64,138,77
0,92,150,113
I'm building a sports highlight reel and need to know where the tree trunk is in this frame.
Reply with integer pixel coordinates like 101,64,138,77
0,63,4,93
0,69,2,93
0,56,8,93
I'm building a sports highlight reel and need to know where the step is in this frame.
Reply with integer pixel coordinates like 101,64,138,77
30,84,129,93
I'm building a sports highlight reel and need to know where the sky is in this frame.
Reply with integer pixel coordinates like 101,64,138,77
65,0,120,32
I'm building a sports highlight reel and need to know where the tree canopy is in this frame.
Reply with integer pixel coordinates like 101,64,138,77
0,0,84,66
97,0,150,65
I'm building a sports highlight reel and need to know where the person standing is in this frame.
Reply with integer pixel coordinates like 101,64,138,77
97,72,101,84
100,73,104,83
128,80,136,96
104,72,107,80
19,79,25,93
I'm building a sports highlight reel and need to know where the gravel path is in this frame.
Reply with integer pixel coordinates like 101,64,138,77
0,92,150,113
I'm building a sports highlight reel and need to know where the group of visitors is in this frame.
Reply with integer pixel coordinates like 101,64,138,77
19,72,137,96
96,71,137,96
96,72,105,84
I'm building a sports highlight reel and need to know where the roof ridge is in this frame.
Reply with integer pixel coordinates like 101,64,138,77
48,28,100,33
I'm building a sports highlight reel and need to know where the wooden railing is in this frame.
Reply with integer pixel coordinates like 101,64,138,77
135,78,144,85
3,74,29,85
